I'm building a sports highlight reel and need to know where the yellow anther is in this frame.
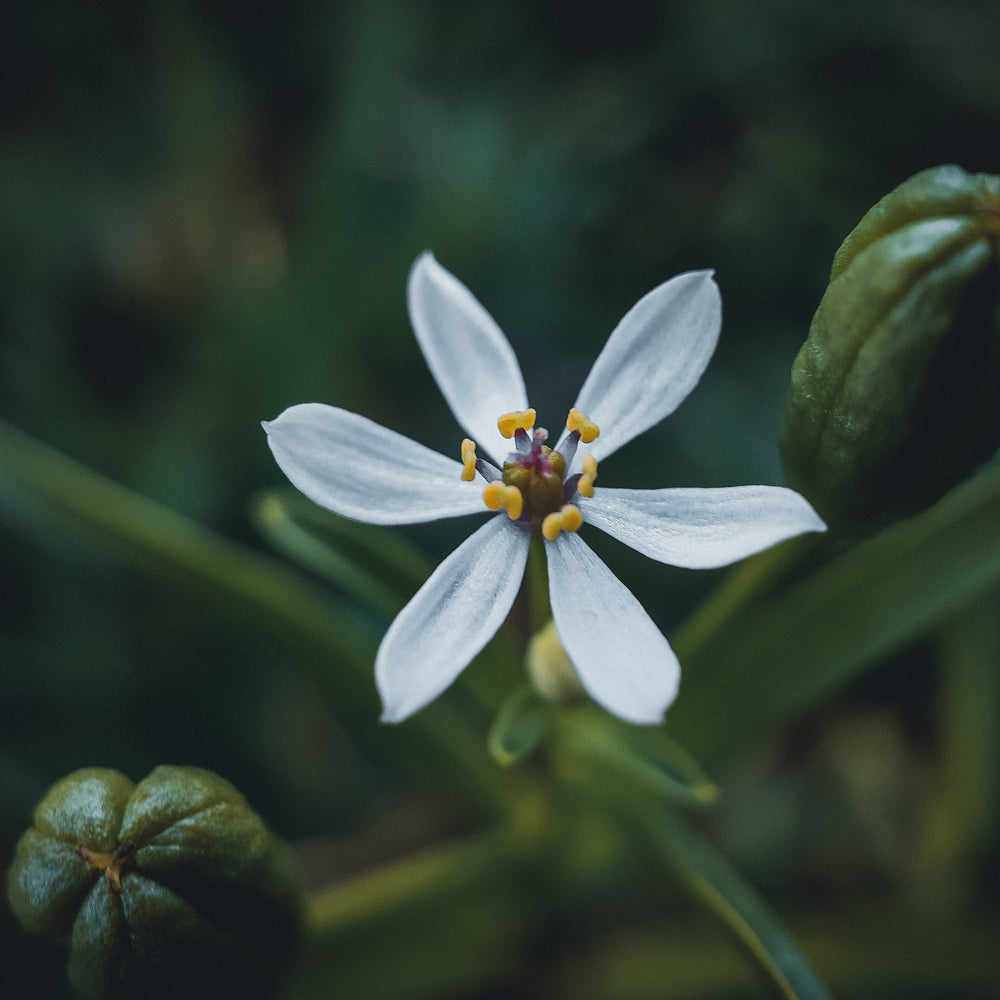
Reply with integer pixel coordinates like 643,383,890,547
460,438,478,481
483,481,503,510
483,481,524,521
578,454,598,498
541,504,584,541
566,408,600,443
497,408,537,438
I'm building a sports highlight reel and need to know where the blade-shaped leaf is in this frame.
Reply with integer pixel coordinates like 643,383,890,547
554,725,829,1000
669,462,1000,762
642,806,831,1000
251,489,433,618
559,708,717,807
488,686,551,766
0,421,371,678
0,420,510,807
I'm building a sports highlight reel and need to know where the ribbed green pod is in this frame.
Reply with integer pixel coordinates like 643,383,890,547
780,165,1000,530
7,766,303,1000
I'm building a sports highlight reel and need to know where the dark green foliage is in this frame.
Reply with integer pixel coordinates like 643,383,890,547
3,3,1000,998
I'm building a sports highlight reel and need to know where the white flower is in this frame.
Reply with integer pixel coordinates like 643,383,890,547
263,252,825,726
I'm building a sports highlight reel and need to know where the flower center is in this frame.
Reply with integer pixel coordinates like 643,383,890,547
461,408,599,540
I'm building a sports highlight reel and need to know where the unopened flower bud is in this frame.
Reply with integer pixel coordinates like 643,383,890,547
780,165,1000,530
7,766,303,1000
526,619,587,704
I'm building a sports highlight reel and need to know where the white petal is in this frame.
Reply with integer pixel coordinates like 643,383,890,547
407,252,528,464
263,403,486,524
573,270,722,464
376,517,531,722
583,485,826,569
547,532,679,725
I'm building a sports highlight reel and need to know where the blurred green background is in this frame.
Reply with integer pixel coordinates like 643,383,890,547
3,1,999,997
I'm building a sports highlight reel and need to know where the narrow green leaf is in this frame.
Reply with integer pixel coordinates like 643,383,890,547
0,420,371,677
639,806,831,1000
554,731,828,1000
669,462,1000,762
251,489,432,617
253,487,523,715
0,420,511,809
559,709,717,808
488,686,551,766
252,490,524,712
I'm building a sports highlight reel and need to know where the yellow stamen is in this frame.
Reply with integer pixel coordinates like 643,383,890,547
578,454,598,498
497,408,536,438
460,438,478,481
483,481,524,521
541,504,583,541
566,408,600,443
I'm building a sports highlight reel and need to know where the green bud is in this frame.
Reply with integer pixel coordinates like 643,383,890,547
525,619,586,704
7,766,303,1000
780,164,1000,530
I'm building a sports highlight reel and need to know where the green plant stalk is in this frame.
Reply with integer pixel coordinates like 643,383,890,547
527,534,551,635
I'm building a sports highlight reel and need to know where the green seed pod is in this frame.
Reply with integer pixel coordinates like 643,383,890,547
780,165,1000,530
7,766,303,1000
